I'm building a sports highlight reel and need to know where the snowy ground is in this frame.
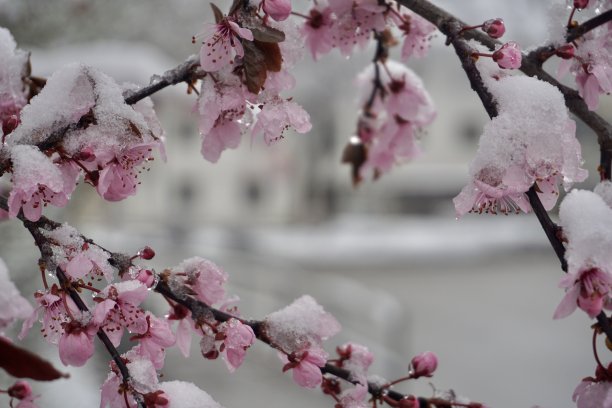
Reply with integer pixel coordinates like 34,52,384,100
0,214,594,408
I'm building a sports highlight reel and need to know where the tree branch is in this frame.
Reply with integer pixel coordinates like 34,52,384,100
567,9,612,43
396,0,612,150
399,0,612,347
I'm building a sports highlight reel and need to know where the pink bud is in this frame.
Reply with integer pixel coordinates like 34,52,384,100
574,0,589,9
482,19,505,39
410,351,438,378
136,269,156,288
8,381,32,400
2,115,19,135
398,395,419,408
76,147,95,162
262,0,292,22
492,41,522,69
555,44,575,59
139,246,156,260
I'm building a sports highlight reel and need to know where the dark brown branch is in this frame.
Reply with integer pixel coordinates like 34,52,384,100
567,9,612,43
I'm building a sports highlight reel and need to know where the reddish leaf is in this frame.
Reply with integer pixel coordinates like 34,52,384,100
248,26,285,43
242,41,268,94
0,337,69,381
210,3,224,24
257,41,282,72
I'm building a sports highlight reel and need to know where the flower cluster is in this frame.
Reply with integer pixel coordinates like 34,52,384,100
3,64,164,221
0,28,29,141
347,59,435,182
454,71,587,216
556,189,612,319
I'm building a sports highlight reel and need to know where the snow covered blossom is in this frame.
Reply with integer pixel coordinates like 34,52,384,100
335,343,374,383
558,29,612,111
263,295,341,356
454,72,587,217
572,364,612,408
7,145,78,221
337,384,369,408
0,28,29,139
556,190,612,319
172,257,228,306
195,16,254,72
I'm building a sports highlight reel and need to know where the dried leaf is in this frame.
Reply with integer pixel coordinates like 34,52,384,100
242,41,268,94
256,41,282,72
249,26,285,43
341,140,367,186
0,337,69,381
228,0,243,15
210,3,224,24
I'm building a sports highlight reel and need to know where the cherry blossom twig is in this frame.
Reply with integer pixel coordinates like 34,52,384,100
395,0,612,149
567,8,612,43
425,10,612,345
55,267,145,408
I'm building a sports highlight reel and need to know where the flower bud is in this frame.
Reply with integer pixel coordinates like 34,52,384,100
410,351,438,378
139,246,155,260
492,41,522,69
555,44,575,59
574,0,589,9
136,268,156,288
398,395,419,408
8,381,32,400
482,19,505,39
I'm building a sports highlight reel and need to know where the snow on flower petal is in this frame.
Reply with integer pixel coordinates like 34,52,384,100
251,98,312,145
219,318,255,372
8,145,76,221
172,256,228,306
0,27,29,136
264,295,340,355
158,381,224,408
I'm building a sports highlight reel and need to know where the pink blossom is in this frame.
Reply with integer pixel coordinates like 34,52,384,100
175,257,228,306
394,11,436,59
131,313,176,369
94,142,160,202
167,303,194,357
100,370,134,408
554,267,612,319
0,28,29,137
58,319,97,367
19,287,73,344
410,351,438,378
251,98,312,145
453,166,532,216
8,380,39,408
302,7,335,60
482,19,505,39
8,145,78,221
328,0,387,56
492,42,522,69
262,0,292,21
574,0,590,9
93,280,149,346
201,120,242,163
219,318,255,372
280,346,327,388
196,19,254,72
336,343,373,384
572,364,612,408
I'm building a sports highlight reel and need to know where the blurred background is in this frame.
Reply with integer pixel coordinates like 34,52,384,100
0,1,610,407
